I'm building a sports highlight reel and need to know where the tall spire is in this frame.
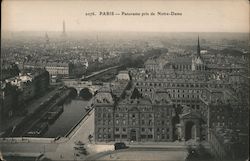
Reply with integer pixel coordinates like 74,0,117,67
197,35,201,57
62,20,66,37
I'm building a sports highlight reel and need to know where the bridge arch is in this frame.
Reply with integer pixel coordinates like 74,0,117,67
68,87,78,98
79,88,93,100
63,79,99,96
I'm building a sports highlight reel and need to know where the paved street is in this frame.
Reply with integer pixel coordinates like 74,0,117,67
94,150,187,161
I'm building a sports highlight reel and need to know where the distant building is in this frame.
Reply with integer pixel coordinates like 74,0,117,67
45,62,69,76
166,37,206,72
116,71,130,81
1,69,49,120
144,57,166,72
23,60,70,77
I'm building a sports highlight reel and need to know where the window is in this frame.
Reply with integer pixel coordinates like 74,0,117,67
123,128,126,132
115,128,119,132
149,120,152,125
141,128,145,132
141,135,146,139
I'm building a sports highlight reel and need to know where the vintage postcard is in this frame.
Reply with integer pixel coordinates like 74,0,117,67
1,0,249,161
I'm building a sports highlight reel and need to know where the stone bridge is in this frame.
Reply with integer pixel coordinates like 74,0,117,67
62,79,100,95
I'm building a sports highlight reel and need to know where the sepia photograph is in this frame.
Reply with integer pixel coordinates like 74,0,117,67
0,0,249,161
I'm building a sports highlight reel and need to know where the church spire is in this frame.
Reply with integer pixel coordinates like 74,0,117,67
197,35,201,57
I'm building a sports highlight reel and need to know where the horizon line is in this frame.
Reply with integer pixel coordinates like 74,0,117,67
2,30,249,34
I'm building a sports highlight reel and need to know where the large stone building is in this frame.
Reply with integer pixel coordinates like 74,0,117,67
94,85,174,142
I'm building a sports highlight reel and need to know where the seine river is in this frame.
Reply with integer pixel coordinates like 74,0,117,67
43,99,88,138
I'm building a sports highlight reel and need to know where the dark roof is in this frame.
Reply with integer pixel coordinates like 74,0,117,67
172,57,192,64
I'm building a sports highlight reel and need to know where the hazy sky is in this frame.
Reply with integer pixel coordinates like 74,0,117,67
2,0,249,32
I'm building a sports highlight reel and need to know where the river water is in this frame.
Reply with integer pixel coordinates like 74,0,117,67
43,99,89,138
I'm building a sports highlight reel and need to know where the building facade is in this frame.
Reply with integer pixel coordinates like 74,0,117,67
94,86,174,142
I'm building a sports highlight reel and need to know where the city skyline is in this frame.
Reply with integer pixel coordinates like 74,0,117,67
0,1,249,161
2,0,249,33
